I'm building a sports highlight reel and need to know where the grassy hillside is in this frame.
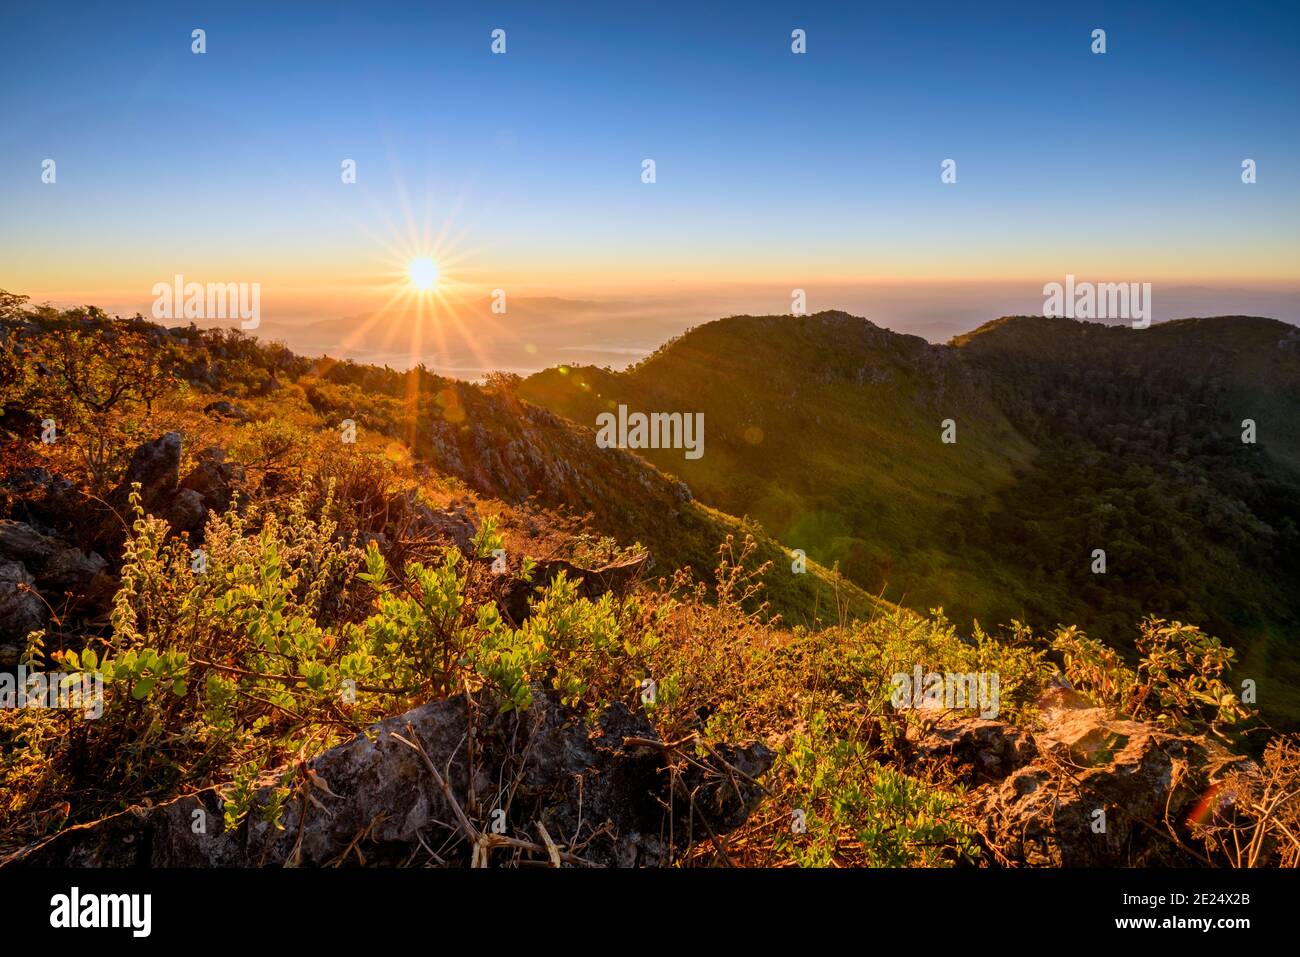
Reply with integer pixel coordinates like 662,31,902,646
278,354,881,627
521,312,1038,619
523,311,1300,728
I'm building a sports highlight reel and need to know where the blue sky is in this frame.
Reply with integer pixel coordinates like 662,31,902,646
1,0,1297,325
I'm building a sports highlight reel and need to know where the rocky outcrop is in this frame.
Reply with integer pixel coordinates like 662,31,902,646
911,697,1259,866
102,434,242,542
0,520,108,592
977,706,1257,866
3,691,773,868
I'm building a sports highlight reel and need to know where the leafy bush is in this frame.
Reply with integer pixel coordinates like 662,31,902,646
776,711,979,867
2,483,665,836
1052,617,1251,734
1,312,176,490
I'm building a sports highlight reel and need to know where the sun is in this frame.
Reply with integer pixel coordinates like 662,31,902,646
406,257,439,290
336,189,493,400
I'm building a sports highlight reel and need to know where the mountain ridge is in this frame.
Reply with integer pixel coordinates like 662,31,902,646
521,309,1300,728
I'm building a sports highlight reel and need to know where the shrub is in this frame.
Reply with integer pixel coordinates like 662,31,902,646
1052,617,1251,734
776,711,979,867
2,314,176,490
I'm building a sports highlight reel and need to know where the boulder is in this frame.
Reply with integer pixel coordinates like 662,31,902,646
179,447,243,512
167,446,245,539
164,488,209,538
969,705,1257,866
111,432,181,516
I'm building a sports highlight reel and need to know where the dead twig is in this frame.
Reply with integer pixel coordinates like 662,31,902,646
392,723,594,867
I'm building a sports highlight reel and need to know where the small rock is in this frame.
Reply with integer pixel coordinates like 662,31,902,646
907,717,1037,784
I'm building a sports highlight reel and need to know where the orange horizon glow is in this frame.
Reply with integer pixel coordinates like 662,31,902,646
9,181,1299,325
14,271,1300,310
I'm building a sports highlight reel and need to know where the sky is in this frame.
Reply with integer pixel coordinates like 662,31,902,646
2,0,1298,364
